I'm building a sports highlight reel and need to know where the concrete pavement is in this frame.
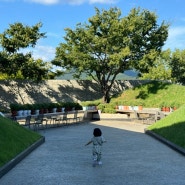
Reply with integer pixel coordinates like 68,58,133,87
1,120,185,185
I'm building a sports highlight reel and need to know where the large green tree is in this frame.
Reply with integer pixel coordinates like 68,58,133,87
53,7,169,103
170,49,185,84
0,22,50,81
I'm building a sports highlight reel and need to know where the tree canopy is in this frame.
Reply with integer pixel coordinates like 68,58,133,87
170,49,185,84
52,7,169,103
140,49,185,84
0,22,45,53
140,49,172,80
0,22,51,81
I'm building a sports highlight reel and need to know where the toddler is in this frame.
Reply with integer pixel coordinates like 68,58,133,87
85,128,106,167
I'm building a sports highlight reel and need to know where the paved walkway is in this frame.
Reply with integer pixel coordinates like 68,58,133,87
1,120,185,185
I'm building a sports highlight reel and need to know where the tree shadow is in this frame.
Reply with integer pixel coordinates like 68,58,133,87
0,80,170,112
57,80,102,102
110,80,151,99
0,80,104,111
36,121,184,184
135,81,169,100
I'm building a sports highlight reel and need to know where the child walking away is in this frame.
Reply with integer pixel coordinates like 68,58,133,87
85,128,106,167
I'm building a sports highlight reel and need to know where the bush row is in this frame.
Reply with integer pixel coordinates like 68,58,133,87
9,102,82,111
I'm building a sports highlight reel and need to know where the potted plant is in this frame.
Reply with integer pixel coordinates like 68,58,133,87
26,104,32,115
22,103,30,116
16,104,23,116
160,102,166,112
56,102,61,112
81,101,89,110
73,102,82,110
164,102,170,112
58,102,65,112
64,102,73,112
29,103,39,115
37,103,44,114
171,102,179,111
51,103,58,113
30,104,36,115
20,104,28,116
10,103,20,116
34,104,40,115
42,103,49,113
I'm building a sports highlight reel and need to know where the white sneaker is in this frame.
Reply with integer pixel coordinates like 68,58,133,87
98,161,102,165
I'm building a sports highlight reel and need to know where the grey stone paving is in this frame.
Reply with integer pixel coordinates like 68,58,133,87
1,120,185,185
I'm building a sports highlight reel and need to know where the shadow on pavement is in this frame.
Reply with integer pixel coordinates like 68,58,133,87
1,121,185,185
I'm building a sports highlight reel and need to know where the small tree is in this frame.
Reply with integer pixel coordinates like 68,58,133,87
140,49,172,80
53,7,169,103
0,22,51,80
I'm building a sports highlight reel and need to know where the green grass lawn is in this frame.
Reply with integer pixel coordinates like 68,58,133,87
0,116,42,167
86,81,185,113
147,105,185,149
110,81,185,108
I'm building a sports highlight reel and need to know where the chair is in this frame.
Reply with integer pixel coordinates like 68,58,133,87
61,113,69,125
154,111,165,122
72,111,81,123
133,110,150,124
139,111,165,124
53,115,63,127
24,115,35,129
34,114,47,131
24,115,31,128
49,115,58,127
42,115,49,128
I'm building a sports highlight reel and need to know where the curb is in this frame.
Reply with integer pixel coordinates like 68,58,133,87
0,136,45,179
99,118,131,121
145,129,185,156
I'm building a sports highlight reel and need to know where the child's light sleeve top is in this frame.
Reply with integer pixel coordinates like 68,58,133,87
91,136,105,146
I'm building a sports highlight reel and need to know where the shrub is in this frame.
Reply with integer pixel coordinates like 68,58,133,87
104,108,116,113
97,104,106,112
10,103,21,111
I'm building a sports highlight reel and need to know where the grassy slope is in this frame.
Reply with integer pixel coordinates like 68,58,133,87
0,116,41,167
110,81,185,108
148,105,185,149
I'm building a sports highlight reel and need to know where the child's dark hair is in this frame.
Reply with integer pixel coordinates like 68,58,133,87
93,128,102,137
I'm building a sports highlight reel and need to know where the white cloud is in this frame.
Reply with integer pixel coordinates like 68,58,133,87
35,0,58,4
164,26,185,50
1,0,119,4
168,26,185,39
24,0,59,4
89,0,118,4
21,45,55,61
32,45,56,61
64,0,86,5
22,0,118,5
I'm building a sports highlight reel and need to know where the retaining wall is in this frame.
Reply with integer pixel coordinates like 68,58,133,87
0,80,149,112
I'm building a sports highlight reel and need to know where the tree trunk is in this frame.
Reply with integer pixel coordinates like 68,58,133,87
102,90,110,103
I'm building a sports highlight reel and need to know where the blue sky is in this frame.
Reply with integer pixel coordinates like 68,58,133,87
1,0,185,61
